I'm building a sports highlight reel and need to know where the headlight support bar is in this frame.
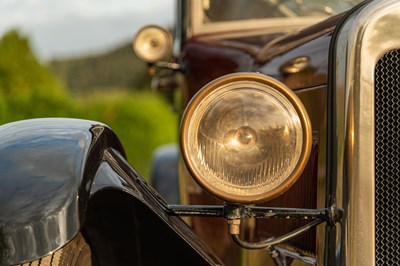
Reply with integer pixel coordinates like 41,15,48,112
230,219,324,250
167,204,342,250
167,204,341,222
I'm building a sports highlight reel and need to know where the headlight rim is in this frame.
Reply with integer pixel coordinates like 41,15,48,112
132,25,172,63
180,72,312,204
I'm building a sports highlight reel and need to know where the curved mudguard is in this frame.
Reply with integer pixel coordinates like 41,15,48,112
0,118,220,265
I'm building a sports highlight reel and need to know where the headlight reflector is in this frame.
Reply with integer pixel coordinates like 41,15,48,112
181,73,312,203
133,25,172,63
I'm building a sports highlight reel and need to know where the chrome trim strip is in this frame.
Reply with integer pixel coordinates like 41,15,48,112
333,1,400,265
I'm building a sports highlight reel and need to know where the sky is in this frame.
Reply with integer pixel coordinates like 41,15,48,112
0,0,174,61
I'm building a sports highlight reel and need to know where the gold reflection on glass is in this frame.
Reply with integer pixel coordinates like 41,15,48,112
190,87,303,197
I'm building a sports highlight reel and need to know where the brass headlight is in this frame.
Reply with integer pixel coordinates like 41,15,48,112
181,73,312,203
132,25,172,63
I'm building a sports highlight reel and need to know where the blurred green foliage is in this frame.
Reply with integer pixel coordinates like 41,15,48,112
0,30,69,121
0,30,177,178
74,90,177,178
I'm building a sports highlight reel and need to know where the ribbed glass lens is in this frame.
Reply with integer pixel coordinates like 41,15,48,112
186,81,303,197
133,26,171,62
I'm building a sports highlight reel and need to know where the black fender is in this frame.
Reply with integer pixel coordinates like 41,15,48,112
0,118,221,265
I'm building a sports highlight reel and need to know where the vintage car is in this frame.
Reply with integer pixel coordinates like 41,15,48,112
1,0,399,265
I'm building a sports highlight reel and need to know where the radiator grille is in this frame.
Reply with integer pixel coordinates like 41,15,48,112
375,49,400,265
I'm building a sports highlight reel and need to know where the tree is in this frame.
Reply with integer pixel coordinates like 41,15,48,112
0,30,68,121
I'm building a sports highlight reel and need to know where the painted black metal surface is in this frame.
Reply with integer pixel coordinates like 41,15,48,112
0,118,113,265
88,148,223,266
0,118,221,265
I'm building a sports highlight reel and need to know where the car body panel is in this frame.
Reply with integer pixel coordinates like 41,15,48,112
179,10,337,265
0,118,222,265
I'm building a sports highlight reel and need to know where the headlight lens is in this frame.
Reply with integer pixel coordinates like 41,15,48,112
181,73,312,203
133,25,172,63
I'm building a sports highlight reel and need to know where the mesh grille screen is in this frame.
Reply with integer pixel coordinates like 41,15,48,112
375,49,400,265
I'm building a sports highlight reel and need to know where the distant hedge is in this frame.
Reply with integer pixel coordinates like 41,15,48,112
0,30,177,179
50,44,151,92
